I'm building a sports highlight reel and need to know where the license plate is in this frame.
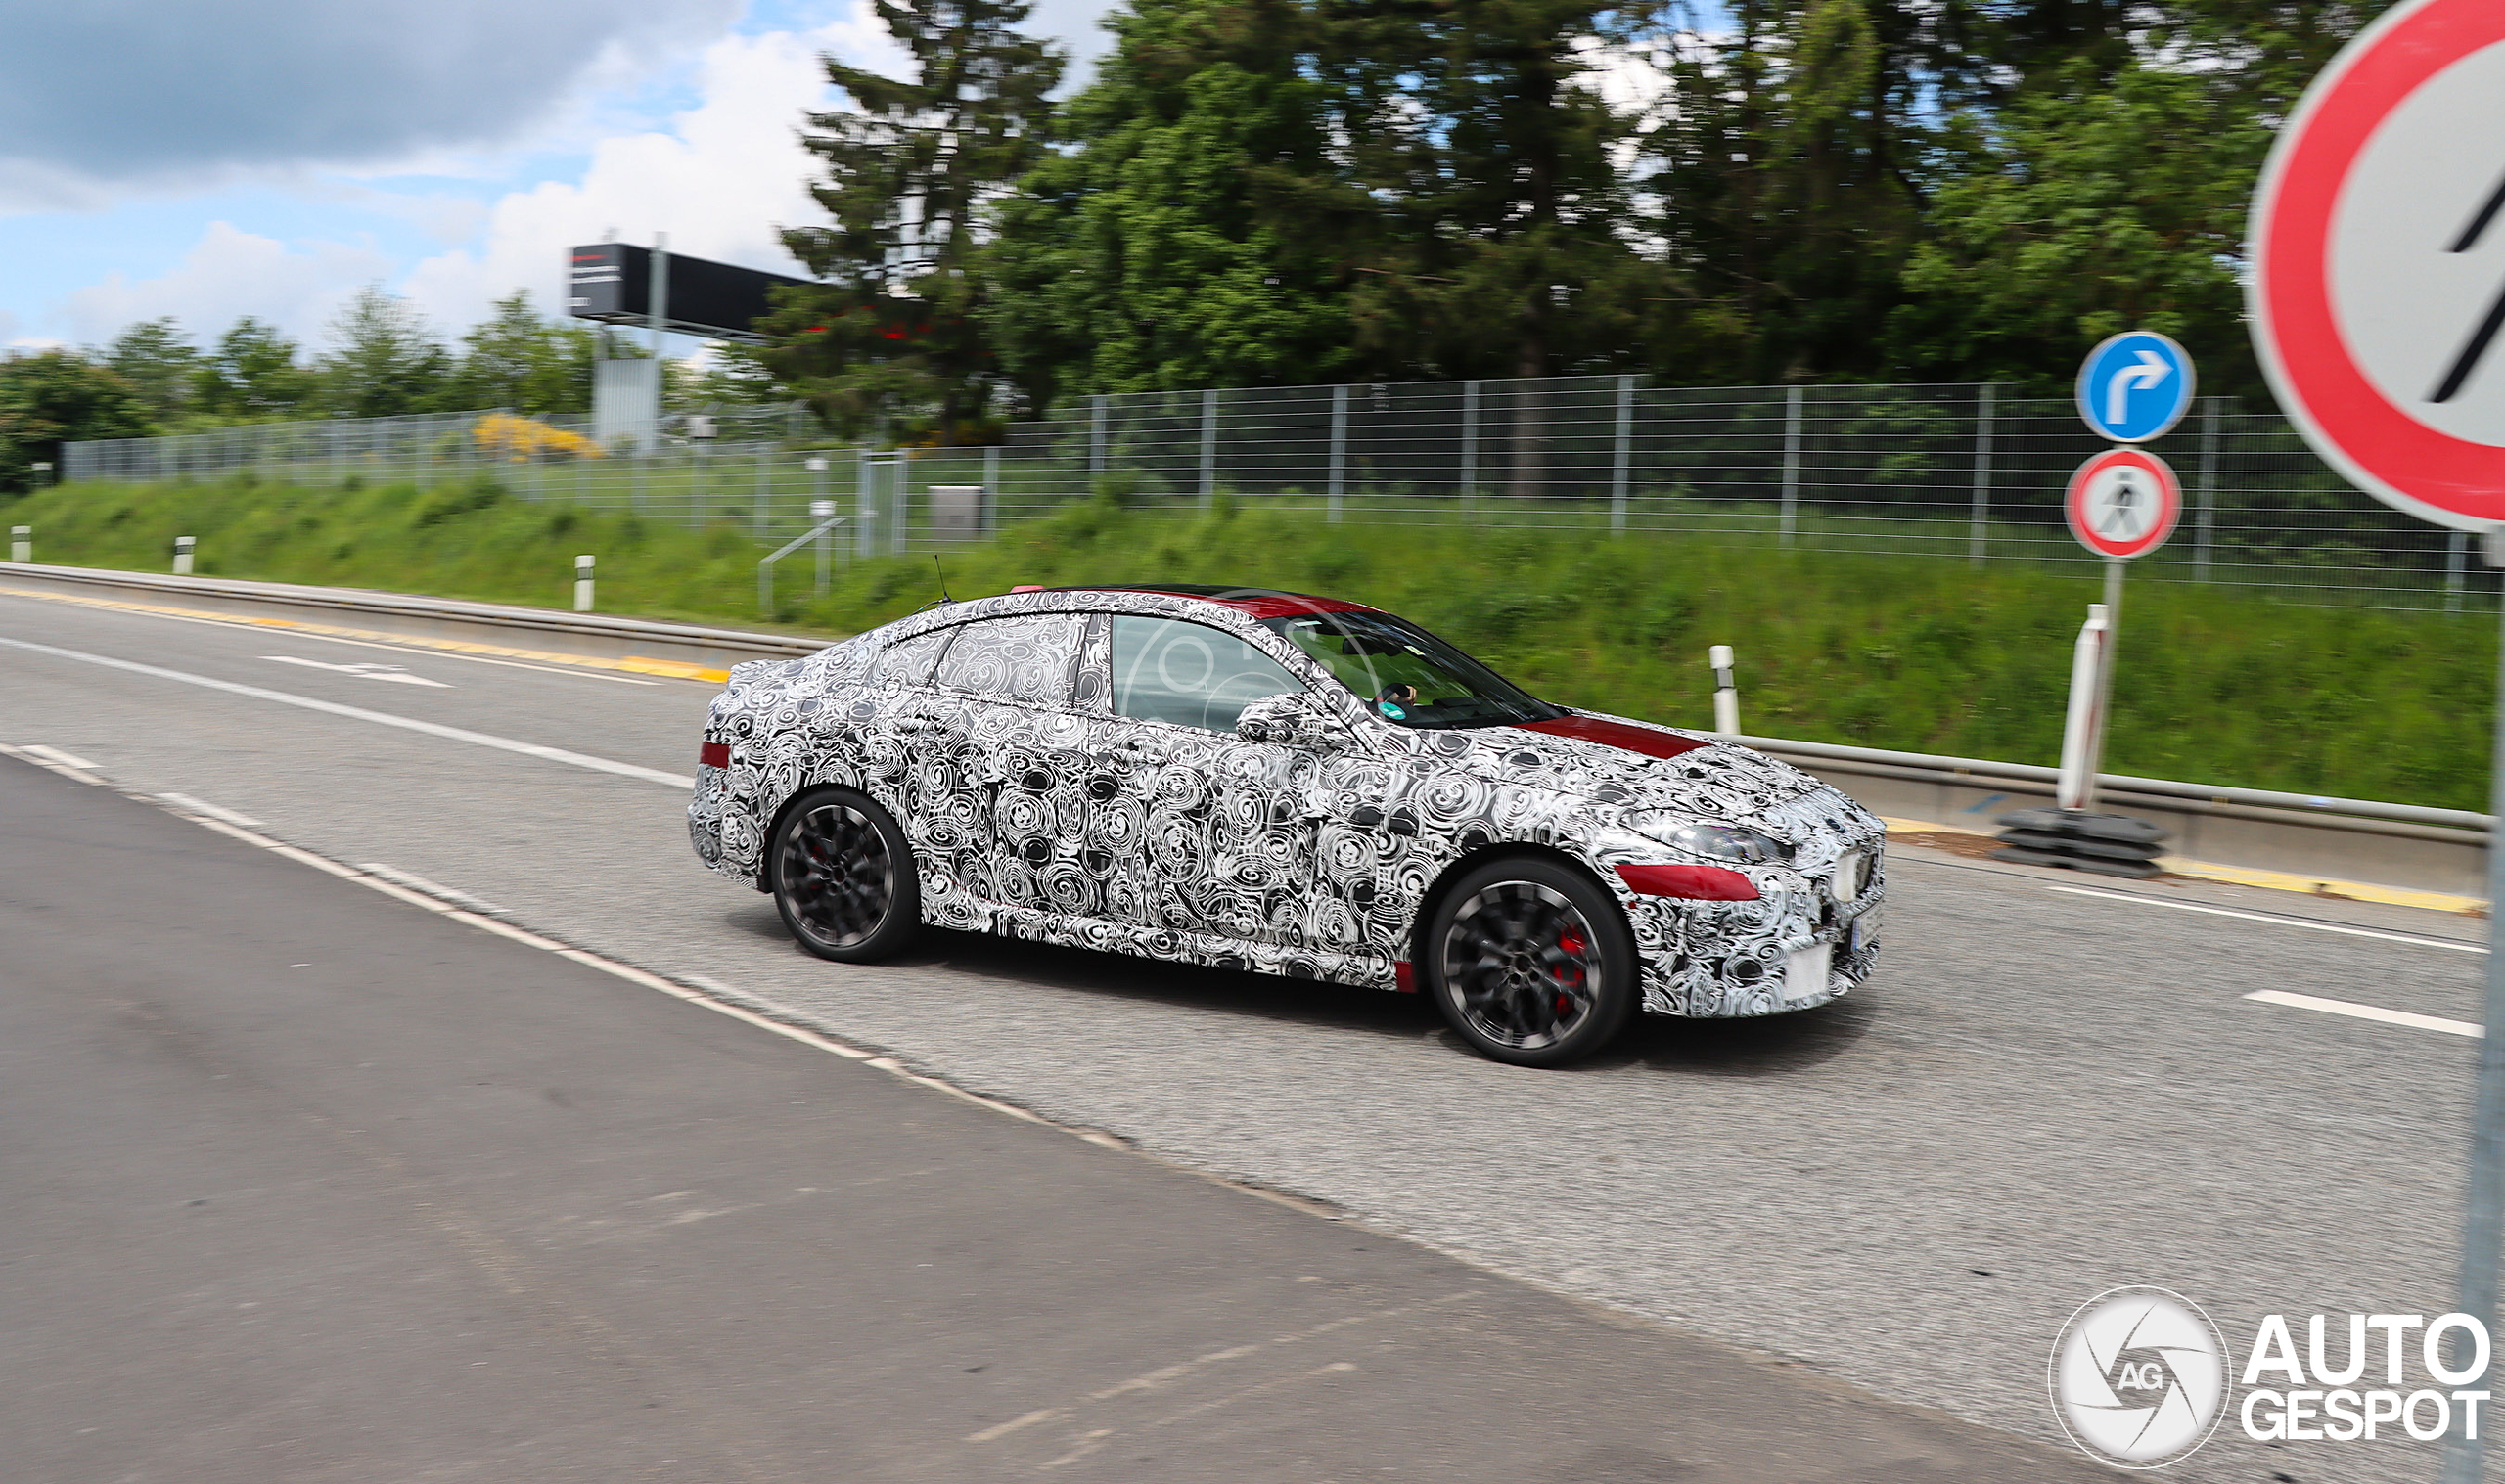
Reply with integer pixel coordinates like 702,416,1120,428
1847,905,1882,957
1782,942,1834,1005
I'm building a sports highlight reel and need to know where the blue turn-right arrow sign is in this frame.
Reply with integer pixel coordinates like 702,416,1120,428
2076,331,2196,443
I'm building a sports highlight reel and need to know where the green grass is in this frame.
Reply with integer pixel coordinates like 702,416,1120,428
8,473,2493,810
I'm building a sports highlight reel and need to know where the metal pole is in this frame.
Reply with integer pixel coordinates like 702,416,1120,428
890,456,907,556
1328,383,1348,523
1090,395,1107,486
983,446,1000,535
1460,380,1480,514
2078,557,2126,809
1969,383,1995,564
814,499,836,597
2441,533,2505,1484
855,451,875,558
2453,531,2471,613
1611,373,1634,534
2196,397,2220,582
649,232,669,359
1780,385,1803,546
753,445,769,539
1200,388,1217,511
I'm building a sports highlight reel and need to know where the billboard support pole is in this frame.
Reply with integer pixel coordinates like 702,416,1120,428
2444,532,2505,1484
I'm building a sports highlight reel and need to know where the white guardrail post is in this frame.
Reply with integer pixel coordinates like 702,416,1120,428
172,535,195,575
9,526,27,563
573,554,595,613
2055,603,2112,811
1709,645,1739,734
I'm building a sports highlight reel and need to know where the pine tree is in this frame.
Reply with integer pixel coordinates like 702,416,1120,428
766,0,1063,442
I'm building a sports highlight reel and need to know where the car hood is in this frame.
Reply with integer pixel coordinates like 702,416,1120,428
1405,709,1864,841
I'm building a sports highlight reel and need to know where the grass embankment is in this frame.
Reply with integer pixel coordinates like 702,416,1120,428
7,473,2490,810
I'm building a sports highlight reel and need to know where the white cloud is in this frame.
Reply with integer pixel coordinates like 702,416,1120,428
62,222,393,348
399,12,904,333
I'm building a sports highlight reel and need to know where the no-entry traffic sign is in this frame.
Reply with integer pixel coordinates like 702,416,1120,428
2066,447,2181,560
2248,0,2505,530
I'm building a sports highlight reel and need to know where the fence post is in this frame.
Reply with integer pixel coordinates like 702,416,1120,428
1328,383,1348,523
984,446,1000,535
1780,385,1803,546
1090,395,1108,485
2451,530,2470,613
2196,396,2221,582
1460,380,1479,513
753,445,769,539
1612,373,1634,534
891,456,908,556
1199,388,1218,510
1968,383,1994,564
814,499,837,597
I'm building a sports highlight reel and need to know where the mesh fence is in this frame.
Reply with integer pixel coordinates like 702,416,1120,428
57,375,2498,613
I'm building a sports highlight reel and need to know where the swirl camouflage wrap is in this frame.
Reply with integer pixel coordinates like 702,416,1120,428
688,585,1885,1019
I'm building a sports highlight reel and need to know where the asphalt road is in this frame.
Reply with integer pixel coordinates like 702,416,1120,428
2,759,2103,1482
1,582,2491,1483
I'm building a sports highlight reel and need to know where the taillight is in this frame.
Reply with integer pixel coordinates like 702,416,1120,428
1615,862,1759,901
700,741,731,768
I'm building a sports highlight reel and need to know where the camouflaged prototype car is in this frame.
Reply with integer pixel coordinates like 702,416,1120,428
690,584,1883,1066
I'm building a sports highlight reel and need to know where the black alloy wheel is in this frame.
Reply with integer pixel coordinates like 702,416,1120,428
1425,856,1638,1067
771,787,920,962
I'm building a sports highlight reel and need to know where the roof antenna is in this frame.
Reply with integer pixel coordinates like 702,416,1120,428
933,555,953,604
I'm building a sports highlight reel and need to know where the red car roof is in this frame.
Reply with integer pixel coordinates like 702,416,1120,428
1087,585,1381,620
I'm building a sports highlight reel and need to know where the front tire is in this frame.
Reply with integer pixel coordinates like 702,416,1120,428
770,787,920,962
1424,856,1639,1067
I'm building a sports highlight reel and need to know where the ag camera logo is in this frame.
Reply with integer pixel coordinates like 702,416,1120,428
2049,1286,2229,1468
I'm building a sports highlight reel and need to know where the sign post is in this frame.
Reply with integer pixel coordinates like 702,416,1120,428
2246,1,2505,1474
2059,447,2184,809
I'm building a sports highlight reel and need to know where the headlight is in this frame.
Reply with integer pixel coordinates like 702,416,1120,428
1626,812,1793,866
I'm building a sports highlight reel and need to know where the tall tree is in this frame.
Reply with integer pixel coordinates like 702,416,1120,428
765,0,1063,441
443,291,600,415
318,286,451,419
0,351,152,493
984,0,1377,403
101,317,201,424
195,317,315,419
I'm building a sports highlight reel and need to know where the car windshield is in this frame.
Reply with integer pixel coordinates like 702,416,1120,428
1261,610,1563,730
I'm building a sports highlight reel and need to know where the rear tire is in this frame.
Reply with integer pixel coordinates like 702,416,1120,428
770,787,920,963
1423,855,1639,1067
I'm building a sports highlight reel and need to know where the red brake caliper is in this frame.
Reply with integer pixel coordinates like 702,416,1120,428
1555,926,1587,1015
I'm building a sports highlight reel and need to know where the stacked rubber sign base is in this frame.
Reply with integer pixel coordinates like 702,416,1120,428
1990,331,2191,877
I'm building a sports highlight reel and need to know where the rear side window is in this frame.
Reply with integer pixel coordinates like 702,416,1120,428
1110,616,1301,732
870,627,954,688
934,613,1081,707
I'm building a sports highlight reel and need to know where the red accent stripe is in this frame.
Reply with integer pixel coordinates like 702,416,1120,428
1519,715,1709,760
1392,961,1417,993
1615,863,1758,901
699,741,730,769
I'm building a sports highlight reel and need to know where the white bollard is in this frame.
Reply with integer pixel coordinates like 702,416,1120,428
172,535,195,575
811,499,836,598
1708,645,1739,734
573,554,595,613
9,526,26,563
2055,604,2113,811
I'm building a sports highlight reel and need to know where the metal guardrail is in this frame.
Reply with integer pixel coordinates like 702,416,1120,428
1,562,2485,873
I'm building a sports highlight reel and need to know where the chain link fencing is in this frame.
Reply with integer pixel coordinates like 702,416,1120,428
57,375,2496,613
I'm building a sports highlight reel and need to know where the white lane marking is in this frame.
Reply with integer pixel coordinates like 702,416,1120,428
2246,989,2483,1039
968,1409,1064,1444
0,636,693,789
23,742,98,770
0,742,105,785
2047,883,2485,954
159,791,264,830
263,654,451,687
357,863,507,918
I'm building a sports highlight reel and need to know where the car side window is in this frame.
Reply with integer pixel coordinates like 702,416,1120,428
870,626,954,688
933,613,1081,707
1110,615,1302,732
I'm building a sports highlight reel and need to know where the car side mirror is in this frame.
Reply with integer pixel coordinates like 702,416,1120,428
1237,691,1345,749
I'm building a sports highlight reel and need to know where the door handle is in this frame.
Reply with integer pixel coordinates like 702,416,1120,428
1108,740,1164,763
892,717,940,734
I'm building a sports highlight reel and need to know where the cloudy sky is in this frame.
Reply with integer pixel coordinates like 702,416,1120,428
0,0,1116,358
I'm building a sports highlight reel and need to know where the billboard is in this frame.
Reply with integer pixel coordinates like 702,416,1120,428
567,244,813,343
